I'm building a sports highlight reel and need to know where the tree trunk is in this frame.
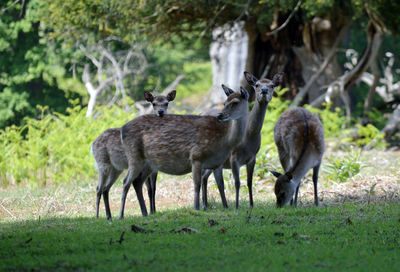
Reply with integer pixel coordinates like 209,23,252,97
207,21,248,106
383,105,400,141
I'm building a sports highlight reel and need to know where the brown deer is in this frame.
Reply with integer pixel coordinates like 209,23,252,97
119,85,249,217
92,90,176,219
201,72,283,209
271,107,325,207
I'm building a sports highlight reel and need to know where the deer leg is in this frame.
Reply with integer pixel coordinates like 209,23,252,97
192,161,202,210
132,174,148,217
119,162,144,219
312,164,320,206
293,184,300,207
213,166,228,208
231,158,241,210
103,168,122,220
145,177,152,213
246,158,256,207
96,166,110,218
151,172,157,214
201,169,212,209
148,172,158,214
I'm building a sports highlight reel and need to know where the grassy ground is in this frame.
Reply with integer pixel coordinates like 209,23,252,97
0,149,399,271
1,203,399,271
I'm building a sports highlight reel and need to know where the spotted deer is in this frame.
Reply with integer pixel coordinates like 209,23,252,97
119,85,249,217
271,107,325,207
201,72,283,209
92,90,176,219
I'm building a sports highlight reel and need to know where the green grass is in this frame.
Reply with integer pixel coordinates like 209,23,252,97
1,202,399,271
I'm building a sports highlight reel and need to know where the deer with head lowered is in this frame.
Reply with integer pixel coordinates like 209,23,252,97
119,85,249,217
271,107,325,207
201,72,283,209
92,90,176,220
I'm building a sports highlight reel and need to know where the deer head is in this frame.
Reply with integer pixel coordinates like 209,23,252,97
144,90,176,117
244,72,283,103
217,85,249,121
270,171,296,207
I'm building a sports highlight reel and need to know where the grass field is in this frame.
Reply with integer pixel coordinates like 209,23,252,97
0,149,399,271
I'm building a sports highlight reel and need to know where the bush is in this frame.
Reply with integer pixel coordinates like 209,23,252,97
343,123,386,149
0,100,136,187
325,148,364,183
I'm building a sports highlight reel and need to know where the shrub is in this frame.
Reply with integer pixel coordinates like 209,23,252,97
325,148,364,183
0,100,136,187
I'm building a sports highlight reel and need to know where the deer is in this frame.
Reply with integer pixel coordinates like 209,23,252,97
270,107,325,207
200,72,283,209
119,85,249,218
92,90,176,220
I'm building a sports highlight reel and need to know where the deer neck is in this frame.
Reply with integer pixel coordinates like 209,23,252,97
227,112,248,146
245,100,269,139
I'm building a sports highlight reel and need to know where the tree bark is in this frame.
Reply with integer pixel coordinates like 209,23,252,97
362,56,380,121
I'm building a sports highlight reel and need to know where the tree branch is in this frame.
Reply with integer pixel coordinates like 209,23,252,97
161,74,186,95
310,15,385,109
266,0,302,36
290,19,352,107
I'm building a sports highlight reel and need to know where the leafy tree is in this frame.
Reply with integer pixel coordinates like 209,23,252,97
0,0,83,128
41,0,400,138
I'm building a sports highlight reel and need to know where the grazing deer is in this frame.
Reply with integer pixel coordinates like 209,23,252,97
201,72,283,209
92,90,176,219
271,107,325,207
119,85,249,217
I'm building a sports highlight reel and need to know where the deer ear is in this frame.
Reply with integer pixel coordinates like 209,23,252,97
167,90,176,101
285,172,293,180
240,87,249,100
221,84,234,97
144,91,154,102
272,73,284,86
244,71,258,86
270,171,282,178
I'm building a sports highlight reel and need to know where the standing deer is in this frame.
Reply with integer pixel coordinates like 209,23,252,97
92,90,176,219
119,85,249,217
271,107,325,207
201,72,283,209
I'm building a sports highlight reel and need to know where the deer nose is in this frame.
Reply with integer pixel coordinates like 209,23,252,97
158,110,164,117
217,113,224,120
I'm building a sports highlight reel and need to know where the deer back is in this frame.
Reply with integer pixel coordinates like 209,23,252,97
121,88,249,175
274,108,324,169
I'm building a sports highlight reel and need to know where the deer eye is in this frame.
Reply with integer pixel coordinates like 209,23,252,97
255,84,260,88
163,103,168,107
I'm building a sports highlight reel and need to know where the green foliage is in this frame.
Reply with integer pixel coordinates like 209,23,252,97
0,100,136,187
0,0,83,128
1,203,400,271
260,87,291,149
304,103,346,138
41,0,400,44
325,148,363,183
343,123,386,149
